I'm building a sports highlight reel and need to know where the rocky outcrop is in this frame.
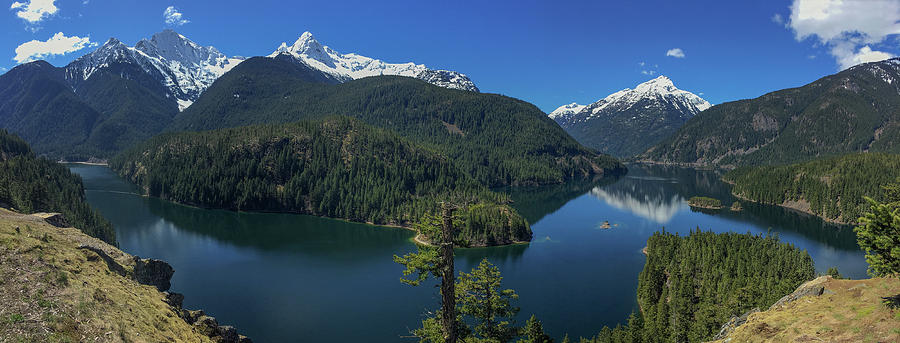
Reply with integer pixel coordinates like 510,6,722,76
133,257,175,291
712,308,759,340
69,224,252,342
768,276,829,310
182,310,252,343
710,276,831,342
32,212,70,228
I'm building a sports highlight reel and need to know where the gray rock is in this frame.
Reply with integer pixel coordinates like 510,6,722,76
769,277,829,310
164,291,184,308
193,315,219,337
712,307,759,340
216,325,239,343
181,309,205,324
133,257,174,292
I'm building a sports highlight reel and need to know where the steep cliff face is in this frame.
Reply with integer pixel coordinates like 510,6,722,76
708,276,900,343
0,209,251,342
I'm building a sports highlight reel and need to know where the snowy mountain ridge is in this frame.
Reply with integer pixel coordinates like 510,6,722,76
65,29,244,110
269,31,479,92
552,76,710,124
549,76,711,157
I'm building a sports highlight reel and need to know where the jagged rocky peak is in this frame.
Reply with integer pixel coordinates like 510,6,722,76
270,31,479,92
65,30,244,111
135,29,226,67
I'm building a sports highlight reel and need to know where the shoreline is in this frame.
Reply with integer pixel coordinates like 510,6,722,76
60,161,109,166
729,191,852,225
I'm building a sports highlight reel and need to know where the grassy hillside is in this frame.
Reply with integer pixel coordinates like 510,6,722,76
171,57,625,187
642,58,900,167
0,209,248,342
111,117,531,246
709,276,900,343
0,130,114,244
723,153,900,224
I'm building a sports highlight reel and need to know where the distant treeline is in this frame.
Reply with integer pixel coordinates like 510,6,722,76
723,152,900,223
578,230,814,343
111,117,531,246
0,130,115,244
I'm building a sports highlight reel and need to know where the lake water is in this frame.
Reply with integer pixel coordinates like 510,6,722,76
68,163,867,342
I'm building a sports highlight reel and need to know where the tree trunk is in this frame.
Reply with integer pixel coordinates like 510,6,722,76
440,202,457,343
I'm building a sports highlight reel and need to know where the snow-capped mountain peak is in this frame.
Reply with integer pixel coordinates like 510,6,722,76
549,76,713,157
589,75,711,116
65,30,244,111
548,102,586,120
269,31,479,92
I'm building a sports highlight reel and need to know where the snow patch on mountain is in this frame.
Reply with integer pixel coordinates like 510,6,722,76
548,102,586,120
269,32,478,92
65,30,244,111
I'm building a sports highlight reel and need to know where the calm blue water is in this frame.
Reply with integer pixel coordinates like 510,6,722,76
69,163,866,342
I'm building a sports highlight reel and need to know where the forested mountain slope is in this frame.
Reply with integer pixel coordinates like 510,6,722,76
641,58,900,167
0,59,177,159
112,117,531,247
170,57,625,186
723,152,900,224
0,30,246,159
0,130,114,244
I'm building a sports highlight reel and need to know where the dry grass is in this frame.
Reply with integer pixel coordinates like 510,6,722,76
0,209,213,343
709,277,900,343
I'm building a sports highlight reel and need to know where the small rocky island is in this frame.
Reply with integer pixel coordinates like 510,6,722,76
688,196,724,210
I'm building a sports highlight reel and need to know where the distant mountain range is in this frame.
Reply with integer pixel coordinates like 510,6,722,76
641,58,900,167
0,30,480,159
550,76,710,158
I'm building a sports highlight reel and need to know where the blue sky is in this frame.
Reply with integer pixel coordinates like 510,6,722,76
3,0,899,113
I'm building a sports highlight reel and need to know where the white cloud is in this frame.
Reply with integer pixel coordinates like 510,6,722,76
666,48,685,58
164,6,189,26
834,45,894,69
641,70,657,75
13,32,96,63
10,0,57,23
787,0,900,69
0,67,7,73
771,13,784,25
